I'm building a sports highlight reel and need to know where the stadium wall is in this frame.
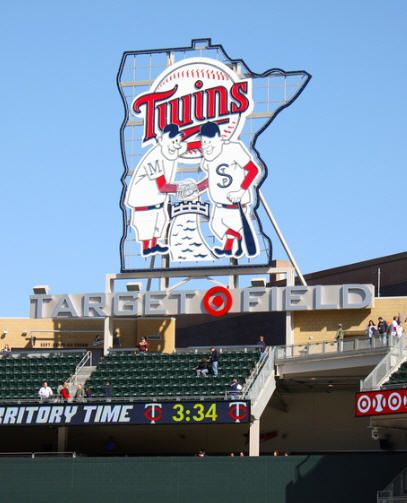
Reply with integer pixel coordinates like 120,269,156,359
0,296,405,350
0,454,406,502
0,391,382,455
0,317,175,352
293,297,407,344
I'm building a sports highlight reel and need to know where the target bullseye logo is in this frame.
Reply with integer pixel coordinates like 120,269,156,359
203,286,233,317
388,392,402,411
357,395,371,415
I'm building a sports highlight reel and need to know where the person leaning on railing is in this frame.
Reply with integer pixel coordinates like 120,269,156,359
60,382,71,402
38,381,53,401
74,384,86,402
1,345,11,358
366,320,377,346
229,377,242,399
256,336,266,361
336,324,345,351
377,317,388,345
137,337,149,355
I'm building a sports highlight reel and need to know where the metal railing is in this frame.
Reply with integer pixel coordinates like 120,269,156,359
68,351,93,386
275,336,392,362
0,451,76,458
0,348,87,360
245,348,276,418
362,336,407,391
242,347,271,397
378,467,407,502
0,394,237,405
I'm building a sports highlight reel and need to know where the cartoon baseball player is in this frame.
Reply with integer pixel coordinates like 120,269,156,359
196,122,262,258
125,124,188,256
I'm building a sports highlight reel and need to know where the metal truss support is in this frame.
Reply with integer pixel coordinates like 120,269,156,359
259,191,307,287
104,275,115,355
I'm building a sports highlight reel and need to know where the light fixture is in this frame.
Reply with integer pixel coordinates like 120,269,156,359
250,278,267,287
126,282,142,292
32,285,49,295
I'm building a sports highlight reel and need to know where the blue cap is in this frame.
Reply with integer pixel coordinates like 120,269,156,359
163,124,182,138
200,122,221,138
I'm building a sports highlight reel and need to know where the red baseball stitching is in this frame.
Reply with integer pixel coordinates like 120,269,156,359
157,65,231,90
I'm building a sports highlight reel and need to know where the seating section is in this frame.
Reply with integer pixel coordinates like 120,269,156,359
85,350,259,398
386,361,407,387
0,352,85,400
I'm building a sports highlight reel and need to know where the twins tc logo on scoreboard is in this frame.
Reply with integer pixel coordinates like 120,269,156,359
118,39,311,272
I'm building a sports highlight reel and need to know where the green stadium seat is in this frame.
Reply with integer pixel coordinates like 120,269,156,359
81,349,256,400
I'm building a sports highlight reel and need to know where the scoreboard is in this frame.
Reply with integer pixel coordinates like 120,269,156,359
0,400,250,426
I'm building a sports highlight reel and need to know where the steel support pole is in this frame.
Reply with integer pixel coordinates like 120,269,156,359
249,418,260,456
259,191,307,286
104,275,114,355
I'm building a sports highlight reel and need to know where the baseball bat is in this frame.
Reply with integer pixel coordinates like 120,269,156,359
238,203,257,257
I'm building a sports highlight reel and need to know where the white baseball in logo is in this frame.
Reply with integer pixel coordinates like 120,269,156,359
151,58,253,160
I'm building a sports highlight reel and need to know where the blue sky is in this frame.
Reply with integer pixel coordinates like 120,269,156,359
0,0,406,316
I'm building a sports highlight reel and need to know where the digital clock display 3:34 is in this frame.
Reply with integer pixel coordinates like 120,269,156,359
143,401,250,425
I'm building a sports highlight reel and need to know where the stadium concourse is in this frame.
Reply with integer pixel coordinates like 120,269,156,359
0,252,406,501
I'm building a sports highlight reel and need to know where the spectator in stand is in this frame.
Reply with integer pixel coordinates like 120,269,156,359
378,317,388,345
38,381,53,401
105,381,113,398
209,348,219,377
229,377,242,399
85,386,93,399
60,382,71,402
104,436,119,456
257,336,266,360
366,320,377,346
335,324,345,351
390,316,399,337
196,449,206,457
30,335,37,348
1,345,11,358
195,357,209,377
93,335,103,347
137,337,149,355
113,329,122,348
74,384,86,402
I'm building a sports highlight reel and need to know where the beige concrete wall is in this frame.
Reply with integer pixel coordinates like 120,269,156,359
0,317,175,353
115,318,175,353
260,389,380,452
293,297,407,345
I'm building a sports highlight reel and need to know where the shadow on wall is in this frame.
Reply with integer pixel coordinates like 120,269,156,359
286,453,407,503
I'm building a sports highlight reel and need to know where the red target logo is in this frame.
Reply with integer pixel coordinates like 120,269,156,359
388,392,402,411
356,395,372,415
202,286,233,317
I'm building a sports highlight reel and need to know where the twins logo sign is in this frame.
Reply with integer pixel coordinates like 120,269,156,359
118,39,311,272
